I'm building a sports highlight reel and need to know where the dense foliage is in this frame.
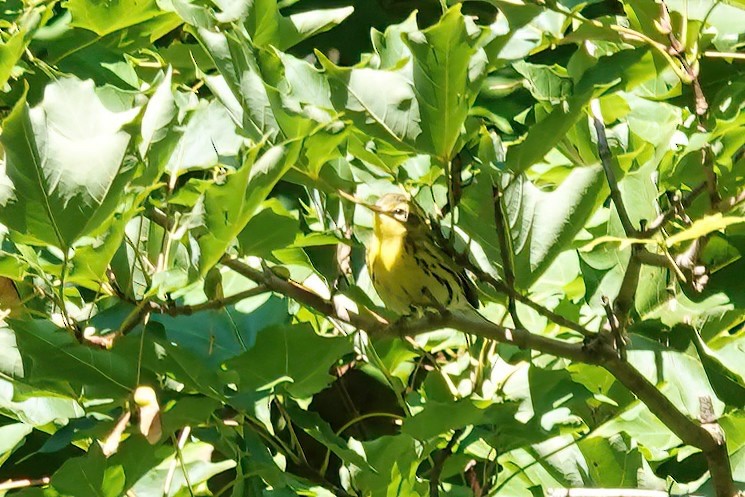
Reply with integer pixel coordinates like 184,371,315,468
1,0,745,495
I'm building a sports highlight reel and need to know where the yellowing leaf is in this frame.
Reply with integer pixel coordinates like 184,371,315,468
665,213,745,247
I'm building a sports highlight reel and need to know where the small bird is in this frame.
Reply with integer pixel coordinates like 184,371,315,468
366,193,479,315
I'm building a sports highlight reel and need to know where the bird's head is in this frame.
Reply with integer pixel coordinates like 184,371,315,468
373,193,418,239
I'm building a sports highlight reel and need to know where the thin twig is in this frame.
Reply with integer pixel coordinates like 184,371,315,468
164,286,269,315
471,264,594,337
703,50,745,60
590,100,636,236
715,188,745,212
491,184,523,329
164,427,192,496
612,247,642,336
0,477,51,491
430,428,465,497
640,183,706,237
601,296,626,360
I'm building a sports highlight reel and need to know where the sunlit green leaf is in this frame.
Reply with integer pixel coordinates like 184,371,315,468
0,78,138,249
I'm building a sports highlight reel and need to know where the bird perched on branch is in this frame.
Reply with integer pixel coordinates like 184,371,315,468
366,193,480,315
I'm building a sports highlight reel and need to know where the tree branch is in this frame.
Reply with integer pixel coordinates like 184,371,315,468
429,228,594,337
604,357,737,497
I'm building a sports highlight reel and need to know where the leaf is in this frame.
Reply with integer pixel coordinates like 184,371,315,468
0,377,84,427
403,5,488,160
402,399,517,441
0,29,27,88
195,28,277,142
277,7,355,51
129,442,235,496
684,325,745,408
513,60,573,103
0,423,32,466
284,402,374,470
628,335,725,420
11,319,136,398
145,294,289,368
139,67,177,158
594,401,683,460
226,323,352,399
239,0,353,51
111,323,229,399
484,3,566,63
52,445,125,497
460,164,606,288
577,435,643,487
352,435,428,497
164,99,244,174
319,51,421,152
505,89,595,173
68,201,143,287
197,143,295,275
237,199,298,257
65,0,172,36
0,77,138,249
665,213,745,247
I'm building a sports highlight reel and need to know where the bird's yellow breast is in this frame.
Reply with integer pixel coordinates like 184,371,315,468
369,233,404,272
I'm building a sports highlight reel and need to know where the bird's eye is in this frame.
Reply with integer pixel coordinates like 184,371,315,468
391,208,408,220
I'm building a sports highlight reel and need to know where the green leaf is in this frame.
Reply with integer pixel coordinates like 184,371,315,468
629,335,725,420
65,0,172,36
195,28,277,142
402,399,517,441
11,319,136,398
577,435,643,486
352,435,428,497
68,202,142,287
284,402,374,470
240,0,353,51
513,61,573,103
139,67,177,158
238,199,298,257
684,325,745,408
0,29,27,88
53,448,125,497
164,99,244,174
226,323,352,398
129,442,235,496
197,143,295,275
665,214,745,247
0,377,83,427
0,422,32,466
145,294,289,368
403,5,488,160
505,90,595,173
319,52,421,153
460,164,606,288
484,3,566,63
276,7,355,51
0,78,138,249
